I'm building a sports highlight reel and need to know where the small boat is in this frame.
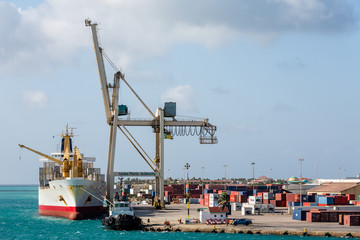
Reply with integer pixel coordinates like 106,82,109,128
102,195,143,230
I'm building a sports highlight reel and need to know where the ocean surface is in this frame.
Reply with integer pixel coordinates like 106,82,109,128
0,185,342,239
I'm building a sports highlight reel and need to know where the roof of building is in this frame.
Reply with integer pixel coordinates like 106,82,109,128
208,207,229,213
258,176,272,179
308,183,359,193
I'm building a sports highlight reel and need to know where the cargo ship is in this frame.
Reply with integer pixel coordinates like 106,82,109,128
19,126,106,220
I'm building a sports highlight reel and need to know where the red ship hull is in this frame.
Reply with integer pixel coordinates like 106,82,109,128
39,205,104,220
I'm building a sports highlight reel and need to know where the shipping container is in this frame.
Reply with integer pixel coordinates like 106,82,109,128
306,212,321,222
344,215,360,226
275,193,286,201
263,192,274,200
293,210,308,221
318,196,334,205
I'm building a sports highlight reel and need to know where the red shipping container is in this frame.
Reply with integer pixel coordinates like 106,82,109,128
294,194,300,202
275,193,286,201
263,199,269,204
344,215,360,226
320,212,329,222
230,194,238,202
307,212,321,222
303,202,311,207
286,194,295,202
347,194,356,201
239,195,247,203
328,212,339,222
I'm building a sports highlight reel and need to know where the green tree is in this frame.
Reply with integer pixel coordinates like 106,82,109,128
217,192,229,210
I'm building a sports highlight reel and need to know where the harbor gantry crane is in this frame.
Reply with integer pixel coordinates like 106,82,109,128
85,19,217,208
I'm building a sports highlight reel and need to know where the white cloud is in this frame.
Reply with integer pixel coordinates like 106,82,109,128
0,0,357,75
22,90,48,109
161,85,197,112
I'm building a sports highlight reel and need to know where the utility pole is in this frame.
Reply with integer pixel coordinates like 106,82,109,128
299,158,304,207
251,162,255,195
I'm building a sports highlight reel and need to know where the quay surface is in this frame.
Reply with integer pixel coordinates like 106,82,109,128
134,204,360,238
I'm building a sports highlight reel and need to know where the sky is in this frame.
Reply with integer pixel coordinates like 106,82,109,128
1,0,360,184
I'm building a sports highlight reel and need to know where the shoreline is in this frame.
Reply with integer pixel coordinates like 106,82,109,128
141,224,359,238
134,204,360,238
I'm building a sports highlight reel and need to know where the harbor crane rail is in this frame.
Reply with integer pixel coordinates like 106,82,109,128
85,19,217,208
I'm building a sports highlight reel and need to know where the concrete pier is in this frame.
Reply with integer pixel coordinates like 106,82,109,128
134,204,360,238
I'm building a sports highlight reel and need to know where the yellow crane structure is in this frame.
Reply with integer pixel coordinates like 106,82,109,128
19,127,83,178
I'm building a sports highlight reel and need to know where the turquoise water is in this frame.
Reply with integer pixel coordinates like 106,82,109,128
0,186,345,239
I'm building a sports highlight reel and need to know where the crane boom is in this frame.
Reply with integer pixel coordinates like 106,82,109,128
18,144,63,166
85,19,112,122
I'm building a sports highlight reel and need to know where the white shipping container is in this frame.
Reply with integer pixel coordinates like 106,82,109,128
263,193,274,200
209,193,219,201
248,196,262,204
230,202,242,211
241,203,260,215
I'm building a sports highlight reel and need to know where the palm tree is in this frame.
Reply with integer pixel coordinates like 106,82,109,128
217,192,229,210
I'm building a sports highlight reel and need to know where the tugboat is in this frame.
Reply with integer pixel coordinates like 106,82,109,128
101,193,143,230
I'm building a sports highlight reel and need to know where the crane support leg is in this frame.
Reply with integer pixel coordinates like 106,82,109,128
154,126,160,207
159,108,165,209
106,73,120,203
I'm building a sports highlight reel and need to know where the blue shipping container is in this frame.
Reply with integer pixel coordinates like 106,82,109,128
292,210,308,221
288,201,301,207
318,196,334,205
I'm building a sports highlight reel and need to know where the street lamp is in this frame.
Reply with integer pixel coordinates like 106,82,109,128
299,158,304,206
251,162,255,195
184,163,190,219
315,164,318,180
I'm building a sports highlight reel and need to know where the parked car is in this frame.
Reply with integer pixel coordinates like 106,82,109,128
230,218,252,226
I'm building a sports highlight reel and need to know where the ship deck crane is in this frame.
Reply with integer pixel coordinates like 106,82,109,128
18,127,84,178
85,19,217,208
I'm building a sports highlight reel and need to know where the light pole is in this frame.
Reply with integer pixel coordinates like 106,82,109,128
251,162,255,195
224,164,227,179
201,167,205,182
167,169,170,183
299,158,304,206
315,164,318,180
184,163,190,219
201,166,205,198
